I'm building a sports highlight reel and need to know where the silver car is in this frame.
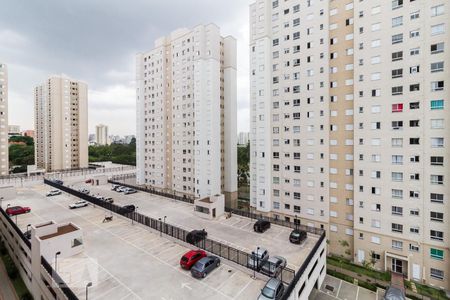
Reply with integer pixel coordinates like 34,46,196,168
260,256,287,277
258,278,284,300
247,247,269,270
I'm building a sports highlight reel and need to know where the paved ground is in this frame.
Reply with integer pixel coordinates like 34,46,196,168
8,185,267,300
310,275,379,300
67,181,320,271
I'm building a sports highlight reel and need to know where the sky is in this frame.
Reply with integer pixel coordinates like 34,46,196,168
1,0,251,136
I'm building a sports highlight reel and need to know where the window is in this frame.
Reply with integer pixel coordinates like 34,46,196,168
410,30,420,38
431,211,444,222
431,99,444,110
410,244,420,252
431,230,444,241
410,83,420,91
431,119,444,129
392,155,403,165
392,240,403,250
392,223,403,233
410,11,419,20
430,174,444,184
431,5,445,17
392,189,403,199
410,47,420,56
392,103,403,112
392,86,403,95
410,102,420,109
392,0,403,9
392,69,403,78
410,138,419,145
430,268,444,280
431,137,444,148
431,62,444,73
431,42,444,54
431,248,444,260
392,51,403,61
431,24,445,36
431,193,444,203
431,156,444,166
431,81,444,91
392,121,403,129
392,138,403,147
392,206,403,215
392,33,403,44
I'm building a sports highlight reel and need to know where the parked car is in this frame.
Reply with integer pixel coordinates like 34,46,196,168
260,256,287,277
247,247,269,270
52,179,63,185
115,186,125,192
46,190,62,197
190,256,220,278
123,188,137,195
119,204,136,214
78,188,90,195
111,184,120,191
289,229,307,244
180,249,207,270
254,219,271,233
258,278,285,300
85,179,93,184
6,206,31,216
23,230,31,240
186,229,208,245
69,201,89,209
103,197,114,204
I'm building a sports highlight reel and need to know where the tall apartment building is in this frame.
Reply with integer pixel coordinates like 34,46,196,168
34,75,88,172
0,64,8,175
250,0,449,289
136,24,238,206
95,124,109,145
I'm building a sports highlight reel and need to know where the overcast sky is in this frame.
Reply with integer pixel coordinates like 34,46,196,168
1,0,251,136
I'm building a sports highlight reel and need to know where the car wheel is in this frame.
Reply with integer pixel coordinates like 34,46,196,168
202,272,206,278
216,261,220,267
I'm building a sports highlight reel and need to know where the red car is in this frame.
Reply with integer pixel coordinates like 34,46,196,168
6,206,31,216
180,250,207,270
85,179,92,184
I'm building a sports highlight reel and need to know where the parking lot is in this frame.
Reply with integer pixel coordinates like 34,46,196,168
310,275,379,300
67,180,320,271
7,185,267,300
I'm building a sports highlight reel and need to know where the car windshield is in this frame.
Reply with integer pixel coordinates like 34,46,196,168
262,286,275,298
181,257,188,262
195,263,204,269
291,231,300,237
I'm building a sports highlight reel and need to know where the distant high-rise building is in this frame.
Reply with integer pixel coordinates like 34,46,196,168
8,125,21,136
136,24,238,207
250,0,450,289
0,63,8,175
95,124,109,145
34,75,88,171
238,132,249,145
124,135,135,144
23,130,35,139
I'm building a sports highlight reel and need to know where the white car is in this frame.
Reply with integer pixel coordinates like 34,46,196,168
78,188,90,195
46,190,62,197
69,201,89,209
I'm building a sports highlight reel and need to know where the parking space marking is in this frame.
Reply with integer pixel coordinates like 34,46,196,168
216,269,238,291
336,279,343,296
232,277,254,299
356,286,360,300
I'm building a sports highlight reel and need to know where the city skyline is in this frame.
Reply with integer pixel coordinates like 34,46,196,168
1,0,251,136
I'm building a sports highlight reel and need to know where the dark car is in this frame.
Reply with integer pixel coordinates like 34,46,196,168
53,179,63,185
254,220,271,233
289,229,307,244
258,278,284,300
180,249,207,270
260,256,287,277
119,204,135,214
23,230,31,240
6,206,31,216
103,197,114,204
186,229,208,245
190,256,220,278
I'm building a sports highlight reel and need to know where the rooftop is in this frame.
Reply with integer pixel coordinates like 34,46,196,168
40,224,79,240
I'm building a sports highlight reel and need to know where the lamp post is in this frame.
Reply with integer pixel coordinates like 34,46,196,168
85,282,92,300
163,216,167,235
26,224,31,239
55,251,61,272
295,215,299,230
0,197,4,208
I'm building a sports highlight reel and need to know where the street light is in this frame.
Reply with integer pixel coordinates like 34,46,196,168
55,251,61,272
158,218,162,237
163,216,167,235
85,282,92,300
0,197,4,208
295,215,299,230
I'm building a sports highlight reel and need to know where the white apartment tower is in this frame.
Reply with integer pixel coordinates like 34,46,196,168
136,24,238,206
95,124,109,145
0,64,8,175
250,0,450,290
34,75,89,172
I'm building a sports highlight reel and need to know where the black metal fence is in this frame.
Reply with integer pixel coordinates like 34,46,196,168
41,256,80,300
108,177,196,204
45,179,296,285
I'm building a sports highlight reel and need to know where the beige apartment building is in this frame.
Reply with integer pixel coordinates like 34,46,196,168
250,0,449,290
34,75,88,172
0,63,8,175
136,24,238,206
95,124,109,145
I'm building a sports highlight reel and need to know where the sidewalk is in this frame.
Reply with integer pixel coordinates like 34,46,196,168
0,258,19,300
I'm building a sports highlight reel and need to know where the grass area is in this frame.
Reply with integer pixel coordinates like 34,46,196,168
327,255,391,282
405,280,449,300
327,269,378,292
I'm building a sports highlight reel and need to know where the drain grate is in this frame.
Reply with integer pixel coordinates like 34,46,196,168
325,285,335,292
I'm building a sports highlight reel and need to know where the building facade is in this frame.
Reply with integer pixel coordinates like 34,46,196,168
95,124,109,145
136,24,238,207
238,131,250,145
34,75,88,172
8,125,20,136
0,64,8,175
250,0,449,289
